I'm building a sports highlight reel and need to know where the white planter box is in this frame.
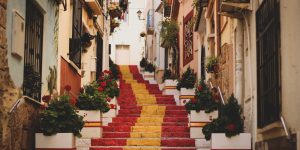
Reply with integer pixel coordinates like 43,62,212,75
179,88,195,106
163,80,178,95
35,133,75,149
102,108,117,118
77,110,102,138
189,110,218,139
211,133,251,149
190,110,218,122
77,110,101,122
143,71,155,81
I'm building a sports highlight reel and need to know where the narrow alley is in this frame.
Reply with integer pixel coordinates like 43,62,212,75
0,0,299,150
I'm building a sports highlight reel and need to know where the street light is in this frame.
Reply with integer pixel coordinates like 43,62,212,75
137,10,145,20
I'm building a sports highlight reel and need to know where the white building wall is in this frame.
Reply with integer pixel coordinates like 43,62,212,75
110,0,146,65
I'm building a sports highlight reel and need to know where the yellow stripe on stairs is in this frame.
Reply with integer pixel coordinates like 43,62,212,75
119,66,165,149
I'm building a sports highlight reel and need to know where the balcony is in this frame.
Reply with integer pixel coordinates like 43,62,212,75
220,0,252,18
147,9,154,34
85,0,103,15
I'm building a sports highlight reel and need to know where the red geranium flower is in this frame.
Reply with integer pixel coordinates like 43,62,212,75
104,70,110,74
106,97,111,102
42,95,51,103
197,85,203,91
191,98,197,104
110,104,115,109
98,87,104,92
40,104,46,110
70,98,77,106
183,100,186,103
100,82,107,87
64,85,71,91
226,123,236,132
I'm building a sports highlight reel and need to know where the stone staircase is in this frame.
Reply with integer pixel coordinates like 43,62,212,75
89,65,196,150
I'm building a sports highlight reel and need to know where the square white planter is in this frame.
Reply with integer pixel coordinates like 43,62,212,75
179,88,195,106
35,133,75,149
102,108,117,118
211,133,251,149
143,71,155,81
163,80,178,95
77,110,102,138
189,110,218,139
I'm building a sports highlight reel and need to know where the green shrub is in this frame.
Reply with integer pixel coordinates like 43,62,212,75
162,69,177,81
76,81,110,112
39,94,84,137
176,67,196,90
145,62,156,73
139,57,148,68
202,94,244,140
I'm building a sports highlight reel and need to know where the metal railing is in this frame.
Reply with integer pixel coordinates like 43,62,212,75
9,96,42,114
209,81,225,105
280,116,292,140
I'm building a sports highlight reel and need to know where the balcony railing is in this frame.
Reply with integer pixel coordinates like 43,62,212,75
147,9,154,34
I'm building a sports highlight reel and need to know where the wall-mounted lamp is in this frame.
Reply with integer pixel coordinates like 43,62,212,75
137,10,145,20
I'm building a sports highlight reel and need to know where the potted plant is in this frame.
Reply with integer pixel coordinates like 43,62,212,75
162,69,178,95
36,86,84,149
98,70,120,119
177,67,196,106
186,80,219,139
205,56,219,73
76,81,110,138
109,57,121,82
202,95,251,149
143,62,156,81
139,57,148,72
108,3,122,19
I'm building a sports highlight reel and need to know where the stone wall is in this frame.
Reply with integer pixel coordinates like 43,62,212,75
0,0,40,149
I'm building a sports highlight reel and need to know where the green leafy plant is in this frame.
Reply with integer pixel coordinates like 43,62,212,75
46,66,57,94
202,94,244,140
98,70,120,98
39,94,84,137
145,62,156,73
139,57,148,68
176,67,196,90
76,81,110,112
185,80,219,113
109,57,121,80
160,19,179,48
162,69,177,81
205,56,219,73
23,64,42,99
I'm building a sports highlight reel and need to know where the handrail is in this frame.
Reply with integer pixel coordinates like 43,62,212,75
209,81,225,105
9,96,42,114
280,116,292,140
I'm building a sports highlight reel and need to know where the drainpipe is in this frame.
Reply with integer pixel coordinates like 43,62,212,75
235,20,244,105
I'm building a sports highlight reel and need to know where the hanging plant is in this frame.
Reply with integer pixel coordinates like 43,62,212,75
160,19,179,48
140,32,146,37
205,56,219,73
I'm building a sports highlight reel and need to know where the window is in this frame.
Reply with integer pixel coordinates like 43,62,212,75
183,10,194,66
256,0,280,128
23,0,44,100
69,0,83,68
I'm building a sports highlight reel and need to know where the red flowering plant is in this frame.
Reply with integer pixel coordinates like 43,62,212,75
38,85,84,137
98,70,120,98
184,80,219,113
75,81,110,113
202,94,244,140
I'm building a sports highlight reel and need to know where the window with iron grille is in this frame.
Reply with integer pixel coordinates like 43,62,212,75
23,0,44,101
69,0,83,68
256,0,281,128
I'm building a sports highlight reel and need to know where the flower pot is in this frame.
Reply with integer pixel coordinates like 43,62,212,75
35,133,75,149
179,88,195,106
77,110,102,138
163,79,178,95
189,110,218,139
211,133,251,149
143,71,155,82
